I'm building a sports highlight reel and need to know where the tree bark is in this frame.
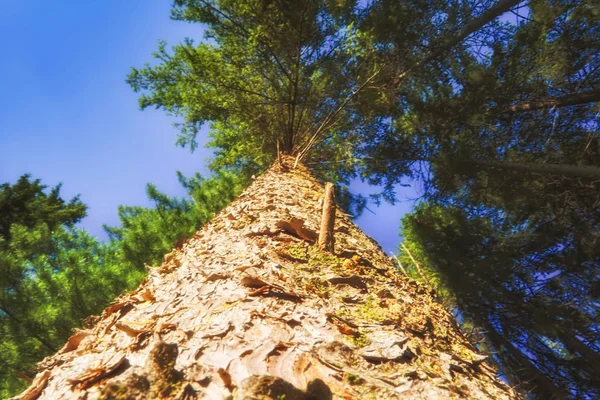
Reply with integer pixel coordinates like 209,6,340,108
318,182,335,252
15,156,517,400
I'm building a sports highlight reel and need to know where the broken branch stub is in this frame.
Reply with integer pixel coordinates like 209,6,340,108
318,182,336,252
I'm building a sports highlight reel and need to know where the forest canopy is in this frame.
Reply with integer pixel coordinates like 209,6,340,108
128,1,600,397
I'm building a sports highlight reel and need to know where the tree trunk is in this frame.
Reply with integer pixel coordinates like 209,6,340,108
459,159,600,180
14,156,516,400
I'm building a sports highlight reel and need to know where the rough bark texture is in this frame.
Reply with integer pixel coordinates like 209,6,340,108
318,182,336,253
15,156,517,400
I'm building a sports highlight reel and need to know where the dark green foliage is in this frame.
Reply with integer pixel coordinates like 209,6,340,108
0,169,242,398
112,0,600,398
2,0,596,397
104,171,243,269
361,0,600,196
400,201,599,398
0,175,86,240
384,2,600,397
0,177,144,398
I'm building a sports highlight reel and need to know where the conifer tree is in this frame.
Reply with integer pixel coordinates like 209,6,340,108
16,0,598,398
14,157,516,399
104,171,243,270
357,2,599,396
399,203,597,398
0,177,143,398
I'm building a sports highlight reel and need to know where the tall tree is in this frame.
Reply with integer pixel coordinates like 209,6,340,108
126,0,524,206
15,157,517,399
124,0,556,394
16,0,597,398
0,175,86,240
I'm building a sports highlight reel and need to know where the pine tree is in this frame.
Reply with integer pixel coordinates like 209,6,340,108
14,1,593,397
15,157,516,399
104,171,243,271
0,176,143,399
399,202,598,398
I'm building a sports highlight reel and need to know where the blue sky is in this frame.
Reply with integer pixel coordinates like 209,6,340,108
0,1,415,253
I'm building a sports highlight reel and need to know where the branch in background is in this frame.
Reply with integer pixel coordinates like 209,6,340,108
11,369,33,384
390,253,408,276
401,243,430,284
504,88,600,113
459,159,600,180
424,0,522,63
393,0,522,84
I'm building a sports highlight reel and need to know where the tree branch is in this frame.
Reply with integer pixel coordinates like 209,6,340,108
503,88,600,113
